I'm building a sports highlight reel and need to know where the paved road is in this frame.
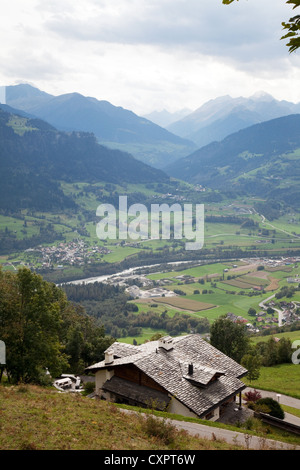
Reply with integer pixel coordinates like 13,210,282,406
244,388,300,427
121,405,300,451
258,294,284,326
171,418,300,450
120,386,300,450
171,387,300,449
170,387,300,450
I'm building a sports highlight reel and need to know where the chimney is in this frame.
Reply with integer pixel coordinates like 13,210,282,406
158,336,173,351
188,363,193,375
105,351,114,365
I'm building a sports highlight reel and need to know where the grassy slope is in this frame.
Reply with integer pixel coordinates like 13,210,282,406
243,363,300,399
0,385,242,451
1,384,299,450
245,332,300,399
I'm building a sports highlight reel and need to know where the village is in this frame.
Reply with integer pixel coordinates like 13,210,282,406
24,240,112,269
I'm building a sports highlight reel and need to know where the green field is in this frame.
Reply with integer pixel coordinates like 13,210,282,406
139,296,216,312
184,291,267,321
132,285,273,326
251,330,300,345
1,384,241,450
148,262,234,281
118,327,169,345
243,364,300,399
140,260,300,327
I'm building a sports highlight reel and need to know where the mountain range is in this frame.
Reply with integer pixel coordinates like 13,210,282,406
5,85,300,172
2,84,300,213
0,107,168,211
4,84,196,169
166,92,300,149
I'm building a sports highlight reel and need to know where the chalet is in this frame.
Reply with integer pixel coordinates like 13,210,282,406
86,334,247,422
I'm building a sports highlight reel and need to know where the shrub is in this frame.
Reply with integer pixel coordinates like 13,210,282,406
255,397,285,420
244,389,262,404
143,414,177,445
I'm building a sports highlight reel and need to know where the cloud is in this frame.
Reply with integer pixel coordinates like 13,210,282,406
3,50,70,81
0,0,300,114
43,0,293,64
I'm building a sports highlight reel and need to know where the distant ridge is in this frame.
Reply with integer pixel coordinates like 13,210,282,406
143,108,192,128
0,107,168,211
167,92,300,148
5,84,196,169
165,114,300,209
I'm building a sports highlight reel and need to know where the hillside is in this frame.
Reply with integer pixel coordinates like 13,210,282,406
0,384,244,450
165,114,300,210
5,84,196,169
167,92,300,148
0,107,168,211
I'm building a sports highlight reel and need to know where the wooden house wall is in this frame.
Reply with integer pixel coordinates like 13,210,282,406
114,364,166,394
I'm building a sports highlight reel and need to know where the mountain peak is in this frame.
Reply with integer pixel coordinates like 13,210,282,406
6,84,53,111
250,91,274,101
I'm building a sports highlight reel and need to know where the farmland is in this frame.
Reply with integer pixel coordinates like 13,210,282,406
128,258,300,331
88,255,296,348
137,297,216,312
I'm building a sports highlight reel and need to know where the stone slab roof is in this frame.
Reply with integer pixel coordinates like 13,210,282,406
87,334,247,418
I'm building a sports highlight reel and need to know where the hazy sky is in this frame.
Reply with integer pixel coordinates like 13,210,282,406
1,0,300,115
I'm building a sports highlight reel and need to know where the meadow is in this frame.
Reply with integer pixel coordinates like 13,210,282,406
243,363,300,399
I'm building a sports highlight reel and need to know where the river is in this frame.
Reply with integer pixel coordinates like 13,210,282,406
65,257,234,285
